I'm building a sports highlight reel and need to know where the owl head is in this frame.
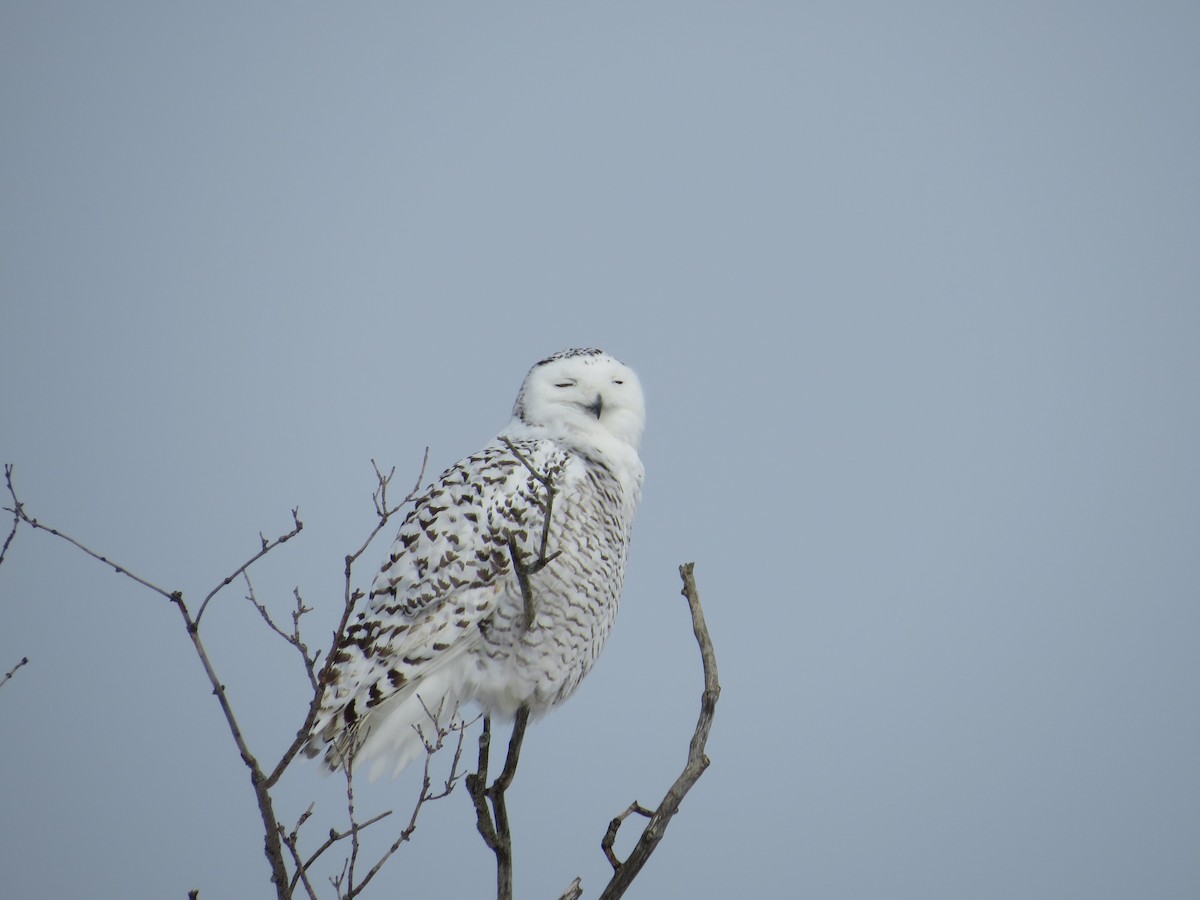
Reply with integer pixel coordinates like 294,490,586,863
513,349,645,450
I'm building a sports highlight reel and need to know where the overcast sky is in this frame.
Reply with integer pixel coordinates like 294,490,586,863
2,3,1198,898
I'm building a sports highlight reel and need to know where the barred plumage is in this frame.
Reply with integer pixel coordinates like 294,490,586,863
306,349,645,779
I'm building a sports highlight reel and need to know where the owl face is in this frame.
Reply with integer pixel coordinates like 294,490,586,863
514,349,645,450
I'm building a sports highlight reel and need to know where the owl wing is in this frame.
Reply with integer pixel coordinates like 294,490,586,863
308,434,568,764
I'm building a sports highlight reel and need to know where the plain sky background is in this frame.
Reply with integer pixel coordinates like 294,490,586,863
2,3,1198,898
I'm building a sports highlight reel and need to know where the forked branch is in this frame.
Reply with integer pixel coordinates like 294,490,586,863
593,563,719,900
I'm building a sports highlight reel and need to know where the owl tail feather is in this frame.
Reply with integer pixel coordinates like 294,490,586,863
320,665,471,782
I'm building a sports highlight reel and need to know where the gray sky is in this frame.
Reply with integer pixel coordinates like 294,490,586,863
2,3,1198,898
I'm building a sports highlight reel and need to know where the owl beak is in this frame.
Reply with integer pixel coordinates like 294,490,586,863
584,394,604,419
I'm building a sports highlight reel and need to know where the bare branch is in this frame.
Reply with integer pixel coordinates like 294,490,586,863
349,714,472,897
558,877,584,900
3,469,301,896
1,464,20,567
1,656,30,690
594,563,720,900
278,805,321,900
5,467,176,600
467,706,530,900
600,803,654,871
194,508,303,625
290,809,393,893
244,575,320,691
266,451,429,789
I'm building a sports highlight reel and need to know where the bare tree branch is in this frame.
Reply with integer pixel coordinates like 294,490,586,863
5,466,177,600
266,451,428,790
1,656,30,690
600,803,654,871
5,452,717,900
194,508,303,624
467,706,531,900
348,712,472,897
244,575,320,692
1,465,20,567
4,468,300,895
278,804,322,900
593,562,719,900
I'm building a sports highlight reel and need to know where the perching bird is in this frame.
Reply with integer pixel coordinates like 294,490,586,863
307,348,645,779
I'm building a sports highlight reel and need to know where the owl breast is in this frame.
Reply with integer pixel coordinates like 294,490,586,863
468,454,633,715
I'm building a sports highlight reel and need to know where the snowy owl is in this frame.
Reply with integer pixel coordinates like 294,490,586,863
307,348,645,779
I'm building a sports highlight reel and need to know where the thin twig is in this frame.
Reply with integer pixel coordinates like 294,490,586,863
4,469,302,896
244,574,320,691
5,468,175,600
1,464,20,566
594,563,720,900
1,656,30,690
279,808,321,900
266,449,428,789
291,809,393,892
349,714,472,896
194,508,303,624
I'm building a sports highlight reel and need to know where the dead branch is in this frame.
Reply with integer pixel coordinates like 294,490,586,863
4,469,298,895
466,706,531,900
600,803,654,871
348,712,472,897
1,465,19,567
244,574,320,691
1,656,30,690
2,456,440,899
592,562,719,900
266,451,428,790
194,509,303,624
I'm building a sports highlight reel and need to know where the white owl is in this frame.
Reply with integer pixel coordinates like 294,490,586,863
307,348,645,779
